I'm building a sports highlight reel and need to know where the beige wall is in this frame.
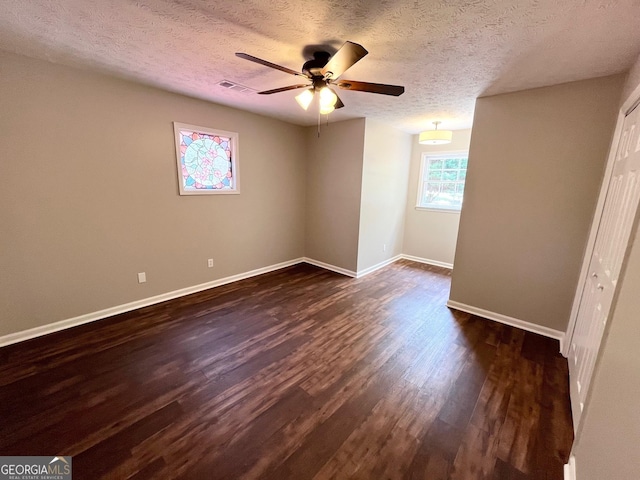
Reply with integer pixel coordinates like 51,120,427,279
357,119,412,272
450,75,624,331
621,52,640,103
0,51,306,337
304,119,365,272
572,57,640,480
403,129,472,266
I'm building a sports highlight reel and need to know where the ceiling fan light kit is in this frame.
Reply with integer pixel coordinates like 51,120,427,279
236,41,405,117
319,104,335,115
295,89,314,110
419,121,453,145
319,86,337,108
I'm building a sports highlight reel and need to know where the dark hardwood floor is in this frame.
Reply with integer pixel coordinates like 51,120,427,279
0,260,573,479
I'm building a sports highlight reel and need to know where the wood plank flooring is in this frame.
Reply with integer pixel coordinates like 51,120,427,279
0,260,574,479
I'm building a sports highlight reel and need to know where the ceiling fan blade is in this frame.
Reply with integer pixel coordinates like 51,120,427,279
321,41,368,80
335,80,405,96
236,52,307,78
258,84,310,95
333,90,345,109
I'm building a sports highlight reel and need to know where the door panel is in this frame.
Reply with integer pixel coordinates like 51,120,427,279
569,103,640,427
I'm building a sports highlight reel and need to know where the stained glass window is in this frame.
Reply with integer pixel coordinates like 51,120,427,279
173,123,239,195
417,152,468,210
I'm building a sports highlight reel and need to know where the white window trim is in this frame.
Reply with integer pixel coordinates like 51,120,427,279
415,206,463,213
416,150,468,212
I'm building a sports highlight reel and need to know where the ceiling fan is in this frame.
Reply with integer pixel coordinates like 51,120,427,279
235,41,405,115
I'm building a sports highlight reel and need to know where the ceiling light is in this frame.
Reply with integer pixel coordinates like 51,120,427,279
318,87,337,110
419,121,453,145
295,85,338,116
319,104,335,115
295,89,314,110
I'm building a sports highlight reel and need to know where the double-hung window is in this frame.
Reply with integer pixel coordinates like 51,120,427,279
417,152,468,211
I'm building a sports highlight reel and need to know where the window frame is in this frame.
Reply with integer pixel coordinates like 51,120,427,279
416,150,468,213
173,122,240,196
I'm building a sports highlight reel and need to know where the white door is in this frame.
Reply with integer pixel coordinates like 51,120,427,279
569,103,640,427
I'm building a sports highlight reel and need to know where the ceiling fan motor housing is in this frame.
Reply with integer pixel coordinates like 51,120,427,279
302,51,331,78
236,41,404,101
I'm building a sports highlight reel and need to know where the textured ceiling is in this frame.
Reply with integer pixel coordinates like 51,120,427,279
1,0,640,133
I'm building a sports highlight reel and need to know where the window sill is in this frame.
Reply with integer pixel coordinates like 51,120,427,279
415,206,461,214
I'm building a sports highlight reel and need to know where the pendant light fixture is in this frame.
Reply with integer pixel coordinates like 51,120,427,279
419,121,453,145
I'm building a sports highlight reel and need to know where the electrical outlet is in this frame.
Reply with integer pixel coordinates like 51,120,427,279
383,244,387,252
138,272,146,283
207,259,214,268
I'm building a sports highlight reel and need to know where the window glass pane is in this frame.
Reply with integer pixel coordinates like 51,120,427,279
426,183,441,195
442,170,457,181
419,153,468,209
442,183,457,194
423,183,440,204
440,183,462,207
429,158,443,169
444,158,459,169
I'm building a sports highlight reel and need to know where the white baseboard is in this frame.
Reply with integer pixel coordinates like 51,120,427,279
446,300,566,352
303,254,453,277
564,456,576,480
0,256,567,356
0,258,305,348
401,254,453,269
356,255,403,278
302,257,357,278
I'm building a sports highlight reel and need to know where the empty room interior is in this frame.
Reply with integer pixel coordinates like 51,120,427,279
1,1,640,479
